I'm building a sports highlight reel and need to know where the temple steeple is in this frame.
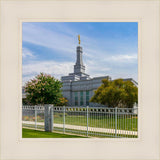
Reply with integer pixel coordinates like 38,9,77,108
61,35,90,82
74,46,85,74
74,35,85,75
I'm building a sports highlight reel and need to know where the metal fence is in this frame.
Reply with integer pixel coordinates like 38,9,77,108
22,105,138,138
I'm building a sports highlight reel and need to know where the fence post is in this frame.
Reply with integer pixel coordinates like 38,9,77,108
44,104,53,132
50,105,53,132
115,107,117,137
52,106,54,131
87,106,89,137
35,105,37,130
63,106,65,133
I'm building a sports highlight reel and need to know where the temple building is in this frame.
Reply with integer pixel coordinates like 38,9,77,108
22,35,138,107
61,36,138,106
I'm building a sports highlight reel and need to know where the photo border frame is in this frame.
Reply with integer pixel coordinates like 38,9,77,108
0,0,159,160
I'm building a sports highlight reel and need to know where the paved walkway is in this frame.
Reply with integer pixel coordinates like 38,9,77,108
22,121,138,136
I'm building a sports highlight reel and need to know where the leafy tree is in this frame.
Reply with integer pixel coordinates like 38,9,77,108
56,97,68,106
24,72,65,105
22,98,30,105
90,77,138,108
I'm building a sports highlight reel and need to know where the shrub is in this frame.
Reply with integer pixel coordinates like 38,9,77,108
23,116,29,121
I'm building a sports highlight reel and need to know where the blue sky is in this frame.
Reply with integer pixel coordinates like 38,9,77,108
22,22,138,85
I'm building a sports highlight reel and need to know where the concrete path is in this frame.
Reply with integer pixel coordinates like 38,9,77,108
22,121,137,136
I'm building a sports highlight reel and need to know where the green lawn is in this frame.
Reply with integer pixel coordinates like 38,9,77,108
22,127,137,138
53,127,138,138
23,114,138,131
52,114,138,131
22,128,86,138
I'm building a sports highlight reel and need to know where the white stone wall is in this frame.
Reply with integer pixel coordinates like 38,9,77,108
62,76,109,106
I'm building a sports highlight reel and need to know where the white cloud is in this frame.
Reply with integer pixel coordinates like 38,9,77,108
23,74,36,85
84,58,111,78
83,52,137,81
23,23,75,54
22,48,35,59
83,45,137,64
22,53,137,85
22,23,97,57
109,54,137,62
22,60,74,85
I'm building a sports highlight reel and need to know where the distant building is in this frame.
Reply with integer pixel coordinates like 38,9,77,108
61,42,137,107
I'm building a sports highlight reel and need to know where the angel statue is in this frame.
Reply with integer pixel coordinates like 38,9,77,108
78,35,81,45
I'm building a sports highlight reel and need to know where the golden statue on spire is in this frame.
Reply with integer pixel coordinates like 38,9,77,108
78,35,81,45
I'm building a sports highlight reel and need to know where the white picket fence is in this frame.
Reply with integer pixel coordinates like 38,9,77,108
22,105,138,138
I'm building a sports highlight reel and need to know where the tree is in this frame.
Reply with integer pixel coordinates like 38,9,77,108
24,72,66,105
56,97,68,106
90,78,138,108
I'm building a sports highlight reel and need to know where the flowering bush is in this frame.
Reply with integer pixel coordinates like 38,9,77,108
24,72,64,105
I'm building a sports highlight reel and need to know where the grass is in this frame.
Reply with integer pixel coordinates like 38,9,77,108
22,128,87,138
53,127,138,138
23,114,138,131
22,126,138,138
53,114,138,131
